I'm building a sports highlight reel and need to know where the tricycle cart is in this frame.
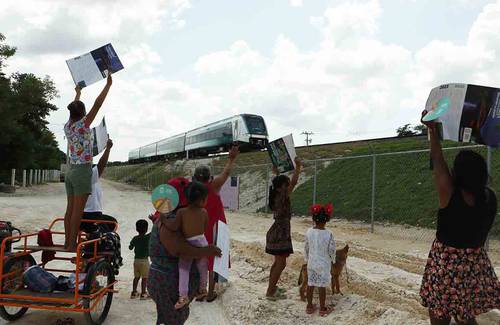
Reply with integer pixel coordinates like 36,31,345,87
0,218,119,324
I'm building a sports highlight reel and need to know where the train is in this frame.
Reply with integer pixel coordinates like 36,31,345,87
128,114,268,162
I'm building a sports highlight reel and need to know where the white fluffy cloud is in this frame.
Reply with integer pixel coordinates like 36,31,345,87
4,0,500,160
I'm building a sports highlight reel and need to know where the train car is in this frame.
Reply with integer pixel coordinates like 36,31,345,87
157,133,186,157
128,148,140,161
128,113,268,162
139,142,157,159
185,114,268,156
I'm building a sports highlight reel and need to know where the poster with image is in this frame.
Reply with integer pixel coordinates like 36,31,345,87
66,43,123,88
220,176,239,210
266,134,297,173
92,117,108,156
425,83,500,147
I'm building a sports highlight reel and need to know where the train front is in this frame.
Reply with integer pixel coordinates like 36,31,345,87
240,114,268,149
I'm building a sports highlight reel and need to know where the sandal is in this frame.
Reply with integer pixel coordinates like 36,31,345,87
175,296,190,309
306,304,317,314
130,291,139,299
319,305,335,317
206,292,218,303
140,292,150,300
195,289,208,301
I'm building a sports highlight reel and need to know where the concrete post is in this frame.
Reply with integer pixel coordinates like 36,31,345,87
11,169,15,186
22,170,26,187
29,169,33,186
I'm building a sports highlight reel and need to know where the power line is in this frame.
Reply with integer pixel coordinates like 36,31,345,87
301,131,314,146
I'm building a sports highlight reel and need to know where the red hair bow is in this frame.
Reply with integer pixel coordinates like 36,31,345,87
324,203,333,216
310,203,333,216
310,204,322,216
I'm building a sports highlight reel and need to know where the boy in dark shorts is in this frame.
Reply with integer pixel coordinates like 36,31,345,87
129,219,150,299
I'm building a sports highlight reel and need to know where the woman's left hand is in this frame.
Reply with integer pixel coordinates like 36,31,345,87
421,110,436,130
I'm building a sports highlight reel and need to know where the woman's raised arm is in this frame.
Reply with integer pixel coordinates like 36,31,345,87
85,73,112,127
422,111,453,208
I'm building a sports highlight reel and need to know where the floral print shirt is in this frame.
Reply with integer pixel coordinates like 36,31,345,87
64,117,93,164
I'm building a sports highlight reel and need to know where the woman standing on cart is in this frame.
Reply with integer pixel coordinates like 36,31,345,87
63,74,113,251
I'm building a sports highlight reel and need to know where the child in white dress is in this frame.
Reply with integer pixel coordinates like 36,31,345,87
304,203,336,317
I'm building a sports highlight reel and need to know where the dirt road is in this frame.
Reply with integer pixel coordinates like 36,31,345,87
0,181,498,324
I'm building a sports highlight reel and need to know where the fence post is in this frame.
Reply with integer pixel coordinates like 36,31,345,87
29,169,33,186
312,160,318,205
264,164,270,213
11,169,15,186
371,155,376,233
22,170,26,187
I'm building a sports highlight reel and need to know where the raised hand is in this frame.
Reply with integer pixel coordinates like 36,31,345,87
106,72,113,86
421,110,436,130
228,145,239,161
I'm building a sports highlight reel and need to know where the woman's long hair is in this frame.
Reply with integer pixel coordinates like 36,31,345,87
453,150,489,204
268,175,290,211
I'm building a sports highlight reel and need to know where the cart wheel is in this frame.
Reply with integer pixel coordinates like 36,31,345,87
83,260,114,325
0,254,36,321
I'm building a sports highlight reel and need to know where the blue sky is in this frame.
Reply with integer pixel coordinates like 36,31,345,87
2,0,500,161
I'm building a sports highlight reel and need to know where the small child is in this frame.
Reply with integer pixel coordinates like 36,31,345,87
167,181,209,309
304,203,336,317
129,219,150,299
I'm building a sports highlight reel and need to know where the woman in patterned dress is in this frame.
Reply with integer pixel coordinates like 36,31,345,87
420,112,499,325
63,74,112,251
265,157,302,300
147,177,221,324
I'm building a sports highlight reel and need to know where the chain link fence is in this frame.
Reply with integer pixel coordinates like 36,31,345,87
105,145,500,250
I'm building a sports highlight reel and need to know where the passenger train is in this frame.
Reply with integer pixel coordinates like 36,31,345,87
128,114,268,162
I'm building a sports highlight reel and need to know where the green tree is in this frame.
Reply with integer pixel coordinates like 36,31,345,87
0,33,65,182
396,124,417,137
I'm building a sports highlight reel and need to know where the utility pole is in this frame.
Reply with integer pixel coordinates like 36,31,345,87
301,131,313,146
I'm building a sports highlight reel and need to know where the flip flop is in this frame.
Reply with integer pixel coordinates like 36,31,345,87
195,290,208,301
306,304,317,314
206,292,218,303
319,305,335,317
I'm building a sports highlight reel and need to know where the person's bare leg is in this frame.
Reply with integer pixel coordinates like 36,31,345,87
306,286,315,310
132,277,139,294
319,287,326,311
68,194,89,251
429,310,451,325
266,256,286,296
141,277,148,295
206,271,216,300
64,196,74,249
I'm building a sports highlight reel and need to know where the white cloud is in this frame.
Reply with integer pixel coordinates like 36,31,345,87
4,0,500,160
289,0,303,7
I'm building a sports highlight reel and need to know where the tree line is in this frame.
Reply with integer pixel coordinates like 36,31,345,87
0,33,65,183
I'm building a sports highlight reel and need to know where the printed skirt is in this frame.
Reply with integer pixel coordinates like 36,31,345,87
420,240,500,321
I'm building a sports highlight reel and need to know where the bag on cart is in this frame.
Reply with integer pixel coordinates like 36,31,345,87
23,265,57,293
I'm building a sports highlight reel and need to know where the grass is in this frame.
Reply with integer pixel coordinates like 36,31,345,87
105,135,500,239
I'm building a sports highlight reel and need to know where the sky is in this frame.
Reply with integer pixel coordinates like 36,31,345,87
2,0,500,161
